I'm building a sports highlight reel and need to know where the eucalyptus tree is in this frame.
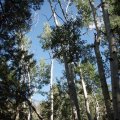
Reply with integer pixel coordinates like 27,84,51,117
110,0,120,80
42,21,81,119
77,64,92,120
50,58,54,120
41,1,100,119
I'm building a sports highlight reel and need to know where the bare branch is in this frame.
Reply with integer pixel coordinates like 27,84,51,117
58,0,67,21
42,14,52,21
55,11,65,23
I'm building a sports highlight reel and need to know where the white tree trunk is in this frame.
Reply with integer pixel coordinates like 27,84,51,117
27,69,32,120
92,91,100,120
48,1,81,119
79,65,92,120
50,59,54,120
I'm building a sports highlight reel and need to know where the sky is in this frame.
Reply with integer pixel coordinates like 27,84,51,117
27,1,65,102
26,1,105,103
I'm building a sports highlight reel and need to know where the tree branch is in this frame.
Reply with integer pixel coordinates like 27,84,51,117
26,98,44,120
58,0,67,21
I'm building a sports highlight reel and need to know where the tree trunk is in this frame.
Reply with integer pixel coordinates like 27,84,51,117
88,1,113,119
79,65,92,120
15,106,19,120
48,1,81,119
94,35,113,120
26,98,43,120
50,59,54,120
92,90,100,120
27,69,32,120
101,1,120,119
63,53,81,120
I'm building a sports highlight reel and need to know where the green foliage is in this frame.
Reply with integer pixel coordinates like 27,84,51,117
109,0,120,16
74,0,92,26
0,0,44,32
1,0,119,119
39,59,51,85
38,79,72,120
30,58,50,95
0,1,44,119
0,35,35,119
80,62,100,89
40,23,52,50
0,75,31,119
40,19,85,63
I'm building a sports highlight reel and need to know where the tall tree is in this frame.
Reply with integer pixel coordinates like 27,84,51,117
88,0,113,119
0,0,44,119
78,64,92,120
41,1,82,119
74,0,113,119
50,58,54,120
101,0,120,119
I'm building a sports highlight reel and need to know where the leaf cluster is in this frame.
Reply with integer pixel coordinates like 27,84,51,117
45,20,85,63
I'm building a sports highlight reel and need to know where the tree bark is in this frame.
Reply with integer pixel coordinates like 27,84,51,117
101,1,120,119
27,69,32,120
79,65,92,120
94,35,113,119
63,53,81,120
92,92,100,120
48,1,81,119
50,59,54,120
26,98,43,120
88,0,113,119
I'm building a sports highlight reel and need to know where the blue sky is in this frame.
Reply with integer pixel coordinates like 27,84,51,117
26,1,93,102
27,2,65,102
26,1,106,102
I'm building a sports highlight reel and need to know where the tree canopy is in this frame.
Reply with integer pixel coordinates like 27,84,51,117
0,0,120,120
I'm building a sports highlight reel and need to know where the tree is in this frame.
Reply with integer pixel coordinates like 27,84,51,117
40,1,84,119
40,17,83,119
0,1,44,119
38,79,74,120
74,0,114,119
0,34,35,120
101,0,120,119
